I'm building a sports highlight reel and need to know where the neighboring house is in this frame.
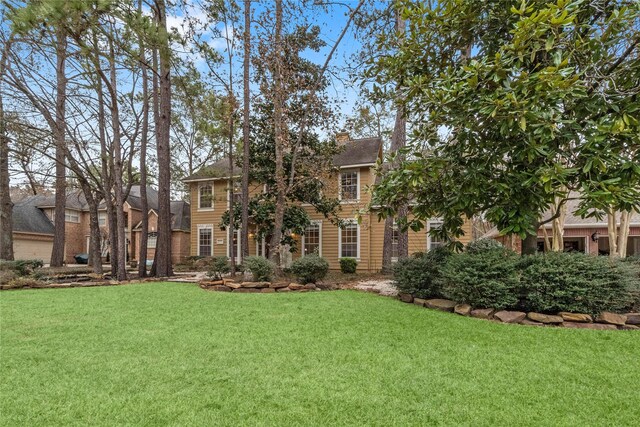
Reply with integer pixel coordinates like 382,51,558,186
484,198,640,256
10,186,191,265
12,195,55,263
184,133,473,272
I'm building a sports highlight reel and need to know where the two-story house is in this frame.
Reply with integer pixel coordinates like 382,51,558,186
184,133,472,272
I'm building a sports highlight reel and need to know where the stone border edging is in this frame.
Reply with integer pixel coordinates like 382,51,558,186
397,293,639,331
200,279,320,293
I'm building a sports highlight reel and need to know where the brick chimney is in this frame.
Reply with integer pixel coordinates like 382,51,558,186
336,131,350,145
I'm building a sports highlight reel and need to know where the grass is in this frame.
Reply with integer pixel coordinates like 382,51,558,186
1,283,638,426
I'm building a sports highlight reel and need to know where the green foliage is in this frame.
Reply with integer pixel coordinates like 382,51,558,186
393,248,452,298
339,257,358,274
243,256,275,282
290,255,329,284
519,252,639,315
441,248,521,310
466,239,504,254
206,256,230,280
369,0,640,244
0,259,44,277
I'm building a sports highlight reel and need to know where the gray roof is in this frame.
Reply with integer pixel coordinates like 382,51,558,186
133,200,191,232
36,190,89,211
13,196,55,235
332,137,383,167
184,137,383,182
183,159,235,182
126,185,159,211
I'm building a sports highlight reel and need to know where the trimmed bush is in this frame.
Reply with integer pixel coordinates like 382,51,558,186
466,238,503,254
207,256,230,280
441,248,520,310
243,256,275,282
290,255,329,284
339,257,358,274
393,248,452,298
519,252,639,315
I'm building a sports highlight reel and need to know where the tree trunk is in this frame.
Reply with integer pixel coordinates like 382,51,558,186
551,196,566,252
240,0,251,261
382,8,408,273
138,9,150,278
80,181,103,274
153,0,173,277
521,219,539,255
228,103,236,275
108,38,128,281
50,27,67,267
0,35,14,261
607,209,618,258
618,210,632,258
269,0,285,267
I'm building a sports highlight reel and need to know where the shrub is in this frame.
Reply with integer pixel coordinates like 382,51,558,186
243,256,275,282
339,257,358,274
466,238,503,254
519,252,639,315
0,270,16,285
290,255,329,284
0,259,44,276
441,248,520,310
207,256,230,280
393,248,452,298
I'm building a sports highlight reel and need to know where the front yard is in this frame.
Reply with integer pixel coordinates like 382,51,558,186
1,283,638,426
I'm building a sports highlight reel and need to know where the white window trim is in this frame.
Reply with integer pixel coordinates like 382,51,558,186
338,169,360,203
427,219,444,251
302,220,323,257
391,221,399,262
197,224,213,256
198,183,214,212
98,211,107,227
338,220,360,260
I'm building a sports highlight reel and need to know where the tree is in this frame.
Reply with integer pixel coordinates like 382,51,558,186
240,0,251,262
369,0,640,255
0,28,14,261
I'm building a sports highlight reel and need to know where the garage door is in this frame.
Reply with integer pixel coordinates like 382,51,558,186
14,239,53,264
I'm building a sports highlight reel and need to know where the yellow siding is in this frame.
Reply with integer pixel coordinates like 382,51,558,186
188,165,473,272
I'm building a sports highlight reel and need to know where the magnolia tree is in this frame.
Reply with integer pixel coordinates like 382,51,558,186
369,0,640,254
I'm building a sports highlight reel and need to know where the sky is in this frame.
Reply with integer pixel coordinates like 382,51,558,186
165,0,373,132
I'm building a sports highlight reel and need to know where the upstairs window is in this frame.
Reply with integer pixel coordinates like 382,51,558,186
65,209,80,223
228,180,242,205
147,232,157,249
340,171,359,201
98,211,107,226
199,184,213,210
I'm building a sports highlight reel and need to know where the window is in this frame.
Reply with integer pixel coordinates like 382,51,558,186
340,170,359,201
199,184,213,210
227,228,241,259
198,225,213,256
228,180,242,205
303,221,322,256
98,212,107,226
427,221,444,250
65,209,80,223
391,222,399,260
147,232,157,249
339,221,359,258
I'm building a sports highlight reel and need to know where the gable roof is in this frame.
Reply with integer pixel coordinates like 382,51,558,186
36,190,89,211
332,137,383,167
13,196,55,235
132,200,191,232
183,136,384,182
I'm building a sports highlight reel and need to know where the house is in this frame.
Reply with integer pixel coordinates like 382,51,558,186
10,186,191,265
484,198,640,256
184,133,473,271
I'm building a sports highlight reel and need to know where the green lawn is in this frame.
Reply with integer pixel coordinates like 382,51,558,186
1,283,638,426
